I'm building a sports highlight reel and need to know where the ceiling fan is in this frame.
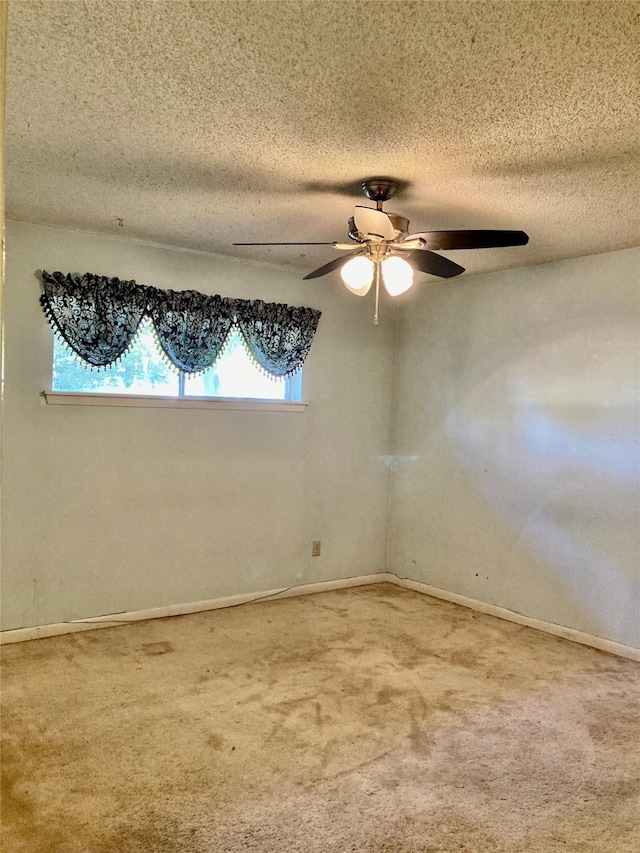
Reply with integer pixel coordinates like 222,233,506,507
234,178,529,324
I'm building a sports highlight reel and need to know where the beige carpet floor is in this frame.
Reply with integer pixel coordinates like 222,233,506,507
1,583,639,852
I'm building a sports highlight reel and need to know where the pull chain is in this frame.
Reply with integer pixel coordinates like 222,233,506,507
373,261,380,326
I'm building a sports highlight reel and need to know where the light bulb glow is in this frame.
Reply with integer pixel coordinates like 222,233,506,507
382,256,413,296
340,256,374,296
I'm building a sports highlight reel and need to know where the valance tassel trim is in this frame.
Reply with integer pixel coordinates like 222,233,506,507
235,329,299,382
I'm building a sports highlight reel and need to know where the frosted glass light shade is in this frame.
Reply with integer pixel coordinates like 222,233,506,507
340,256,374,296
382,256,413,296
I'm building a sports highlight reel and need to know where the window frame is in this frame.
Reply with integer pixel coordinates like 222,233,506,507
43,391,307,412
48,320,305,409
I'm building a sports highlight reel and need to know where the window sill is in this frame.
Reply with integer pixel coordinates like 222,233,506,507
43,392,307,413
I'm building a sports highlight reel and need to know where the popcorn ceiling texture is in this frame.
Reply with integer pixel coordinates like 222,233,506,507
5,1,640,277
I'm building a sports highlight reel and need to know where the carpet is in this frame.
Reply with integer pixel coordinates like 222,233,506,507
2,583,639,852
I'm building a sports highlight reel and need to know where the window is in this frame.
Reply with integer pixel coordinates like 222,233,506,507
52,319,301,401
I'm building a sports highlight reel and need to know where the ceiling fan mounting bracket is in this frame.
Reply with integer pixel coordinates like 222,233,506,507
361,178,399,205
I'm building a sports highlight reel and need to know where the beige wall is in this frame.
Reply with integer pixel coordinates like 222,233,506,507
1,221,396,629
389,248,640,649
3,221,639,652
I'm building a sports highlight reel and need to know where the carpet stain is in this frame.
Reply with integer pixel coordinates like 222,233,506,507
206,733,225,750
375,685,393,705
1,755,35,825
1,739,85,853
408,712,432,754
446,647,482,668
142,641,174,655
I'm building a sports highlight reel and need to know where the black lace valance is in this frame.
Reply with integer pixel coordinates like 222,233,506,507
40,272,149,367
40,271,321,377
235,298,323,378
147,288,236,373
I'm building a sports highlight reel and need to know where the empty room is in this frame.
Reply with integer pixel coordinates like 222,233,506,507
1,2,639,851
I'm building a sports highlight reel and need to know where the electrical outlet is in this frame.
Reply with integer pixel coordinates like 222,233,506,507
312,540,321,557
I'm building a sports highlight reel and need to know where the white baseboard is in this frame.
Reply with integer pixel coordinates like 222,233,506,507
0,573,392,645
389,573,640,663
2,570,638,662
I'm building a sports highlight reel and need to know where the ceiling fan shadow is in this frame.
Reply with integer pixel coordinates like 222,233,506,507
478,149,640,179
6,143,311,199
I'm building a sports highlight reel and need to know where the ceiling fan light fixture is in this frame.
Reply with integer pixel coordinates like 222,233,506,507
340,256,374,296
381,256,413,296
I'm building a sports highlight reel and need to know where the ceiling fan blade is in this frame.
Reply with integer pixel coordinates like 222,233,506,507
233,241,341,246
303,250,364,280
405,230,529,250
353,206,396,241
408,250,465,279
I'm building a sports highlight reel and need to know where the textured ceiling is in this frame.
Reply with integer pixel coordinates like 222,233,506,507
5,0,640,279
